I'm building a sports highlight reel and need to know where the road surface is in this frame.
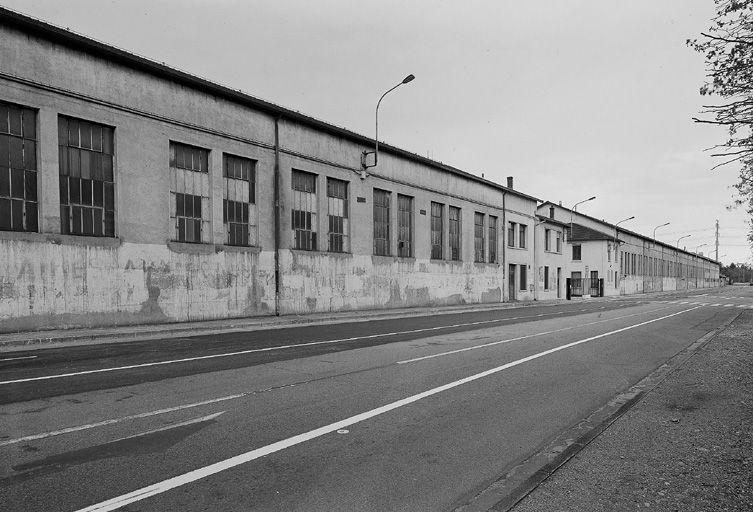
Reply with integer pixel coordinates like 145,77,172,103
1,288,750,512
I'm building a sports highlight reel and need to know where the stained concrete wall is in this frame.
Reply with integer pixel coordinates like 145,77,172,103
0,19,538,331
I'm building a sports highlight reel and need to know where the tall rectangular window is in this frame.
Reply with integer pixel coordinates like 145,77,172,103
519,224,527,249
292,170,317,251
1,102,37,232
223,153,257,246
169,142,209,243
556,231,561,253
572,244,582,261
430,202,443,259
59,116,115,237
474,212,485,262
520,264,527,291
327,178,349,253
489,215,498,263
544,228,551,251
544,266,550,290
508,221,516,247
397,194,412,257
373,188,391,256
449,206,461,261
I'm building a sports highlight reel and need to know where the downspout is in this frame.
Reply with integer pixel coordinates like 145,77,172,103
501,191,507,301
273,116,282,316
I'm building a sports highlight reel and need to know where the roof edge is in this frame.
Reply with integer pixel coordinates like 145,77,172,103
0,6,539,203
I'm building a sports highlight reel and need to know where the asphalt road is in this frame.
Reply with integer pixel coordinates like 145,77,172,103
1,288,751,512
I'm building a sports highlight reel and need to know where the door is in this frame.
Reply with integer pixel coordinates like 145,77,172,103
571,271,583,297
508,264,516,301
557,267,562,298
589,271,599,296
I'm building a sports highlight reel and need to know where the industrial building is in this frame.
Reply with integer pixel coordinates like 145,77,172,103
0,8,719,332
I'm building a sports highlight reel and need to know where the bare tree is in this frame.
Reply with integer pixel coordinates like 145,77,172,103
689,0,753,246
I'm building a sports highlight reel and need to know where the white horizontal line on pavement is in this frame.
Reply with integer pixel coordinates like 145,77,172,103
0,395,245,447
398,304,676,364
73,305,702,512
0,306,623,386
0,355,37,362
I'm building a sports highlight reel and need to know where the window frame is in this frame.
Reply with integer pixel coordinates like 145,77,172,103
572,244,582,261
291,169,318,251
488,215,498,263
58,115,116,238
1,101,38,233
397,194,413,258
474,212,485,263
373,188,391,256
222,152,257,247
448,206,461,261
327,177,350,253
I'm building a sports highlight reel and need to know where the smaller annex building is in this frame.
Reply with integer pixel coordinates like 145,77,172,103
536,202,721,298
0,8,540,332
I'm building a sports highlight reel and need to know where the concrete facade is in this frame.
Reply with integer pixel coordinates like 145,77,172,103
0,10,539,332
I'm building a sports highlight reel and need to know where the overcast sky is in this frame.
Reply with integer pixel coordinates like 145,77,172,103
5,0,751,264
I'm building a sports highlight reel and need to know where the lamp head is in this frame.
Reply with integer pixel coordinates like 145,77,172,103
402,74,415,84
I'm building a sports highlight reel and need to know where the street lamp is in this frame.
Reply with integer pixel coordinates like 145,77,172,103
614,215,635,245
695,243,708,254
676,234,690,249
569,196,596,234
361,74,415,172
652,222,670,243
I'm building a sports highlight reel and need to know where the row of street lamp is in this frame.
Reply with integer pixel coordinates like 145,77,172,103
571,196,710,256
365,75,715,261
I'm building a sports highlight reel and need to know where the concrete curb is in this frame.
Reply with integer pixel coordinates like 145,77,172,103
453,309,742,512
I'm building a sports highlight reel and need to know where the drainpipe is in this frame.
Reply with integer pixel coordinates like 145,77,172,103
273,117,282,316
501,190,507,302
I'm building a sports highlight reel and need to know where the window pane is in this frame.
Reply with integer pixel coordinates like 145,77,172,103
82,207,93,235
70,178,81,204
25,170,36,201
11,199,22,230
0,135,9,167
22,109,36,140
104,183,114,211
8,107,22,136
9,137,23,169
59,176,69,205
24,140,36,170
82,178,93,205
0,167,9,197
0,198,10,230
10,168,24,199
26,201,38,232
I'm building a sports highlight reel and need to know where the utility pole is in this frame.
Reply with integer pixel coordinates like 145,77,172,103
715,219,719,261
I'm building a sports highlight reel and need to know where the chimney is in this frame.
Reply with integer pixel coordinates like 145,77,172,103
506,176,513,188
549,206,555,219
558,201,562,206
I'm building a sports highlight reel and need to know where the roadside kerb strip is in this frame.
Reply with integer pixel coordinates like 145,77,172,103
73,306,701,512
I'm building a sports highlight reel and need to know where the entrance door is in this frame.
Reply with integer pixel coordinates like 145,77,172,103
556,267,562,298
508,264,516,301
571,271,583,297
589,271,599,296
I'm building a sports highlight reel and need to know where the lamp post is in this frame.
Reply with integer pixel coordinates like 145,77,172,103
361,74,415,172
613,216,634,294
569,196,596,233
675,234,690,288
694,243,708,289
652,222,670,289
652,222,670,243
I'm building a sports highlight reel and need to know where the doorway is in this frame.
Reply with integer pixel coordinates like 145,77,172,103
508,264,516,301
556,267,562,298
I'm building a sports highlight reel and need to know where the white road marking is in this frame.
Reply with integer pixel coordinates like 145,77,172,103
113,411,225,442
0,355,37,362
0,307,613,386
0,395,244,447
398,304,676,364
73,306,702,512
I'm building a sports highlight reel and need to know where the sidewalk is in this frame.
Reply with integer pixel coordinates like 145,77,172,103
508,310,753,512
